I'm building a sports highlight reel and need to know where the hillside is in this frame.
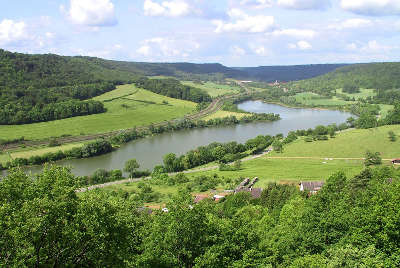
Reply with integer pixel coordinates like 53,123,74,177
236,64,346,82
294,62,400,93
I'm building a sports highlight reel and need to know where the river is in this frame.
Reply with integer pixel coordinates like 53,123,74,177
2,101,352,177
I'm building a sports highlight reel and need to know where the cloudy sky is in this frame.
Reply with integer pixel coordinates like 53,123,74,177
1,0,400,66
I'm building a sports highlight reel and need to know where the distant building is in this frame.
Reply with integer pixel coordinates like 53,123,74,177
299,181,324,194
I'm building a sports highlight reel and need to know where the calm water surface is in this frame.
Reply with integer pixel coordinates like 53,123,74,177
3,101,352,177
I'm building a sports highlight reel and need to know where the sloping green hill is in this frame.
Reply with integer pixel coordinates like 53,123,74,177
294,62,400,92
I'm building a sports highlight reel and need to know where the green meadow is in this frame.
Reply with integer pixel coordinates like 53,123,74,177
102,125,400,203
272,125,400,159
336,88,376,100
203,110,247,120
294,92,351,106
182,81,241,97
0,84,196,140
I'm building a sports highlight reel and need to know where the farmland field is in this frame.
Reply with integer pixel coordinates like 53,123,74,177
294,92,351,106
203,110,248,120
0,143,84,164
336,88,376,100
271,125,400,159
0,84,196,140
182,81,241,97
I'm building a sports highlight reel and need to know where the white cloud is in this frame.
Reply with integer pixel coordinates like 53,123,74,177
63,0,117,26
240,0,273,9
144,0,190,17
340,0,400,16
329,18,373,30
360,40,393,52
137,45,151,56
271,28,316,39
0,19,28,45
254,46,268,55
136,37,200,59
230,45,246,56
346,43,358,50
277,0,330,10
288,40,312,50
213,9,275,33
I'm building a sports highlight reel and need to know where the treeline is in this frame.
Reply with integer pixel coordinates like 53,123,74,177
0,81,116,124
135,77,211,103
1,165,399,266
0,99,106,125
160,134,278,173
237,64,346,82
292,62,400,95
0,140,112,170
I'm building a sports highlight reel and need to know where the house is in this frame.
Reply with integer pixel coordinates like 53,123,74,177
213,194,225,202
299,181,324,194
391,158,400,164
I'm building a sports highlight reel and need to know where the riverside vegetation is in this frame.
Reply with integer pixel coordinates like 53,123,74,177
2,50,400,267
1,164,399,267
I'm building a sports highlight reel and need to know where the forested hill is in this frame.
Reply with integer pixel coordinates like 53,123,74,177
294,62,400,92
235,64,347,82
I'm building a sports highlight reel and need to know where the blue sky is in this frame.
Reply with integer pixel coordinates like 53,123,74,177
1,0,400,66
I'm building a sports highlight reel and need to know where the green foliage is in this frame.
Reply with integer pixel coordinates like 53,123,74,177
2,166,400,266
388,130,397,142
364,150,382,166
272,140,283,153
124,158,140,178
135,77,211,103
294,62,400,95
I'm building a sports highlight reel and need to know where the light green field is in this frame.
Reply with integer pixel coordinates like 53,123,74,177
182,81,241,97
101,125,400,203
0,143,84,164
187,158,364,186
336,88,376,100
101,181,178,204
295,92,351,106
379,104,394,118
0,84,196,140
203,110,248,120
272,125,400,159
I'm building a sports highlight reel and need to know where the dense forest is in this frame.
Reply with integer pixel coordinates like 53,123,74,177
293,63,400,96
135,77,212,103
1,165,399,267
236,64,346,82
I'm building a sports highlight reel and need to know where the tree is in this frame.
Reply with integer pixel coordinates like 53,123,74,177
272,140,283,153
364,150,382,166
388,130,397,142
124,158,140,177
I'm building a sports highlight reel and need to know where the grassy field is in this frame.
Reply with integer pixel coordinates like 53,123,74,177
203,110,248,120
98,124,400,205
336,88,376,100
187,158,364,186
272,125,400,159
0,143,84,164
182,81,241,97
0,84,196,140
379,104,394,118
295,92,351,106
